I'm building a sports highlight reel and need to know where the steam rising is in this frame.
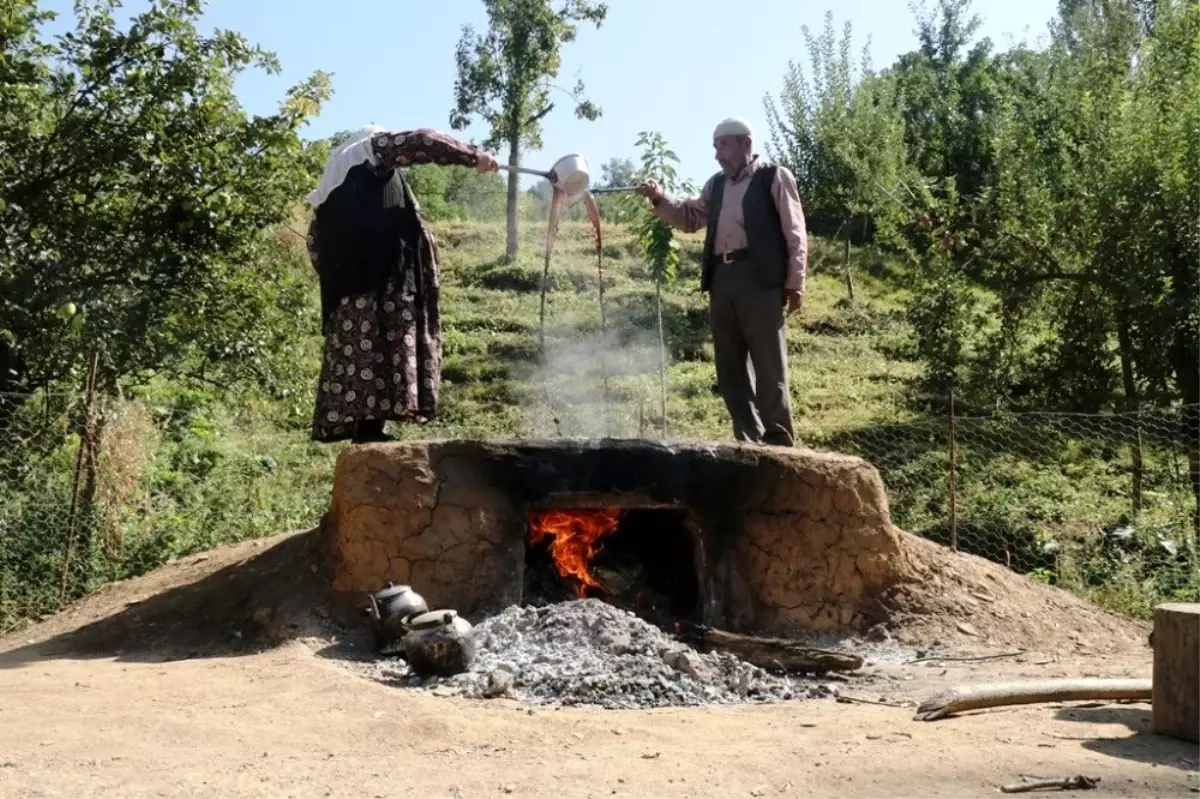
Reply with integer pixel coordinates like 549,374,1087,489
522,310,668,439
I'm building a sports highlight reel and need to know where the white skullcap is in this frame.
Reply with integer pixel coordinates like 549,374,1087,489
713,116,753,139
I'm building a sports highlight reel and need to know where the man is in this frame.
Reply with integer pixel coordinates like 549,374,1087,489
638,116,808,447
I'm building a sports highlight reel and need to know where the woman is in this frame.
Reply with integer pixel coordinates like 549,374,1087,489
305,125,498,443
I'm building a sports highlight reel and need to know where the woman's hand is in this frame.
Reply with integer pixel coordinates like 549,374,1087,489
476,152,500,174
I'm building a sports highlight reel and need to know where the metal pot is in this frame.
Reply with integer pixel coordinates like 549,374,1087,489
546,153,590,197
365,583,427,653
498,153,591,199
401,609,477,678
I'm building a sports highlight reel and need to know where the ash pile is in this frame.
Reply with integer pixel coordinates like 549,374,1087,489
369,599,839,709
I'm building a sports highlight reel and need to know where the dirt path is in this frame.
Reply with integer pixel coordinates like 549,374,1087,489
0,534,1194,798
2,640,1195,797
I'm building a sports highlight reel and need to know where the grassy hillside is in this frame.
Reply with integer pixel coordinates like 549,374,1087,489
1,219,1194,631
410,219,921,439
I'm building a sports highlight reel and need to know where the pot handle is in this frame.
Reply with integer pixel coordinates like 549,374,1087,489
496,164,553,180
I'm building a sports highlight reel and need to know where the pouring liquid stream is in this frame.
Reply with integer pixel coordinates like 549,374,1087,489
539,187,609,435
583,191,609,431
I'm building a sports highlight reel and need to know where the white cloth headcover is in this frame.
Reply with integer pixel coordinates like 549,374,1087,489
307,124,388,208
713,116,753,140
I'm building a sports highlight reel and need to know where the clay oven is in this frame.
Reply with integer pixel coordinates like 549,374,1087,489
323,439,918,635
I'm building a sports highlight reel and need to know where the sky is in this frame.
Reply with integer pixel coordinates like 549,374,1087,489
38,0,1059,188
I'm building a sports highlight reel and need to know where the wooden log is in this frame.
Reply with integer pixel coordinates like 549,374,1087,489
1151,602,1199,743
914,678,1152,721
673,622,863,673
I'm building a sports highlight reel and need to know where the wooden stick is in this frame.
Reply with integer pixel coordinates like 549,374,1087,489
674,622,863,673
915,678,1152,721
60,352,99,601
949,386,958,552
1000,776,1100,793
836,695,910,709
905,650,1025,664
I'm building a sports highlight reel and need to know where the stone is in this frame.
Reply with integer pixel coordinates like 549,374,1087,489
663,649,715,684
483,669,514,699
866,624,891,642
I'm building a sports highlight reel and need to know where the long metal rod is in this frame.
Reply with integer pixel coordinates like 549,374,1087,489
496,164,553,180
589,185,640,194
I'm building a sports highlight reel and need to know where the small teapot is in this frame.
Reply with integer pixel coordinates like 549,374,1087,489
365,583,428,653
401,609,477,678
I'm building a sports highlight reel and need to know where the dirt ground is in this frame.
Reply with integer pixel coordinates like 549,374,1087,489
1,533,1196,799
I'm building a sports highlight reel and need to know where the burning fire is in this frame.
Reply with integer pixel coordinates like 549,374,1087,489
527,508,623,597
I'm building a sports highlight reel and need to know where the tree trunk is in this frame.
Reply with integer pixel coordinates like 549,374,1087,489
1184,401,1199,542
655,278,667,436
0,338,25,436
915,678,1153,721
843,231,855,301
1151,602,1200,743
1116,314,1144,512
60,354,100,601
505,131,521,262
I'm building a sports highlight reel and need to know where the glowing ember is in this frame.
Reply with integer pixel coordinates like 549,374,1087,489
527,508,623,597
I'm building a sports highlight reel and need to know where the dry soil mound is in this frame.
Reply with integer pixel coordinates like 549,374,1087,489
0,526,1148,663
0,529,329,661
879,533,1150,654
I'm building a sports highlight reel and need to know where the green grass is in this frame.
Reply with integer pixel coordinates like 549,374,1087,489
1,219,1195,630
424,220,927,439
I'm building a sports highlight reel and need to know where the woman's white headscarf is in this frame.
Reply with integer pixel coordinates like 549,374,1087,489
307,124,388,208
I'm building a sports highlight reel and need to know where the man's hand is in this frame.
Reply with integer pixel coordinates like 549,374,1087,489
784,289,803,316
476,152,499,174
637,179,665,203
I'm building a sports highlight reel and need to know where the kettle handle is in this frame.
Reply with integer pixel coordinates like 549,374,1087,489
365,593,381,622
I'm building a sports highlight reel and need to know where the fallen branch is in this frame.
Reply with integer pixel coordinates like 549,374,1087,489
1000,775,1100,793
836,695,910,709
915,678,1152,721
674,622,863,673
906,650,1025,665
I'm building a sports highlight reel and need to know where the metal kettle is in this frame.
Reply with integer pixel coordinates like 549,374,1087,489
365,583,428,653
401,609,477,678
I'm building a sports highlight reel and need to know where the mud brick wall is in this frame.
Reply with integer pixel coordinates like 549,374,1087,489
323,440,920,634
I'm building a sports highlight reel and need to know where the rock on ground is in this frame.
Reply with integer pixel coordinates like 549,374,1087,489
363,599,839,710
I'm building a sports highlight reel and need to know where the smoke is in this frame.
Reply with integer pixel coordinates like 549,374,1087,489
522,309,669,439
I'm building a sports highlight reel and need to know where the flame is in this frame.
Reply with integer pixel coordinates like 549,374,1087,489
528,508,622,597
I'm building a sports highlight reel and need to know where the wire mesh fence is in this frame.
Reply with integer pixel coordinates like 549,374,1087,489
0,390,95,631
0,389,335,634
799,404,1199,617
2,386,1197,632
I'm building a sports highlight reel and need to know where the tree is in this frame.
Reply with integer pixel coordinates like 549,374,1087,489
450,0,607,261
631,131,692,435
764,11,913,297
0,0,331,595
599,157,636,189
890,0,1006,202
445,166,507,221
887,0,1199,532
0,0,331,400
